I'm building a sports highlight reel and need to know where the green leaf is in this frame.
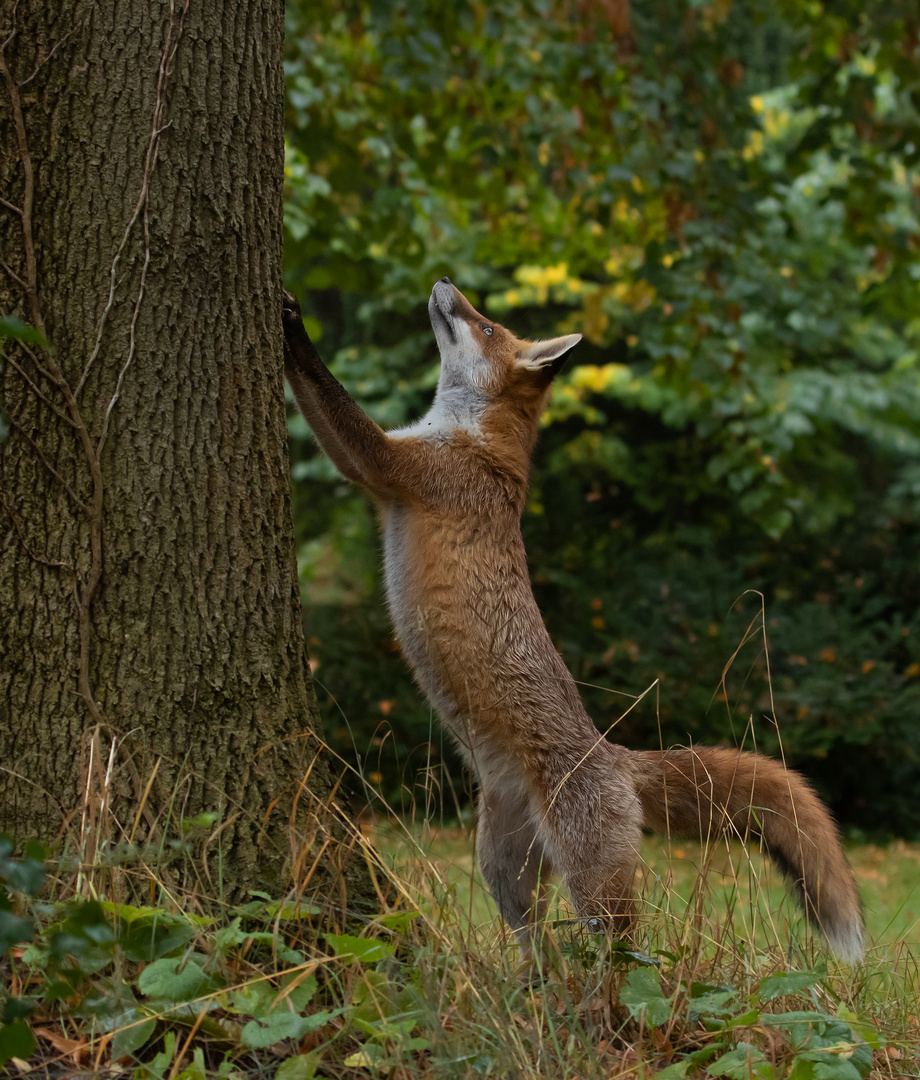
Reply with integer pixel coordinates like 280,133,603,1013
0,842,46,897
761,1010,834,1032
325,933,395,963
212,918,271,953
136,1029,175,1080
686,989,741,1019
836,1007,883,1050
226,980,276,1017
0,910,34,952
787,1061,817,1080
758,968,825,1002
240,1009,339,1049
275,1053,320,1080
652,1064,693,1079
137,956,218,1002
620,967,672,1028
344,1043,386,1068
664,1044,724,1076
282,974,318,1012
2,998,35,1024
708,1043,775,1080
0,1020,35,1067
228,975,318,1019
120,917,198,962
111,1012,157,1063
607,941,660,966
810,1062,863,1080
376,910,420,932
0,315,46,346
101,902,209,927
265,900,323,919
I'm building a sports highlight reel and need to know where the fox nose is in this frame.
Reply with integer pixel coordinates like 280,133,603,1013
440,276,451,284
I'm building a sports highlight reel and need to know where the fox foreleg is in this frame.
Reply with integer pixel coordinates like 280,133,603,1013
282,290,398,491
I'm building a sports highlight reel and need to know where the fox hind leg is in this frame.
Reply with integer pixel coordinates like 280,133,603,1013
477,781,553,939
539,765,643,941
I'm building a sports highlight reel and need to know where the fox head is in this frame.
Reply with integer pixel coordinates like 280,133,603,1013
428,278,581,403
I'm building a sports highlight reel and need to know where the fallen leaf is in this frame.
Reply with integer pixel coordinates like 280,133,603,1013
34,1027,89,1063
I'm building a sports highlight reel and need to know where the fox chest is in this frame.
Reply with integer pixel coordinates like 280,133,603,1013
381,506,462,671
380,505,502,735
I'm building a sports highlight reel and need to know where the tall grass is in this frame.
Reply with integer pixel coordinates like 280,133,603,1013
2,740,918,1079
3,601,919,1079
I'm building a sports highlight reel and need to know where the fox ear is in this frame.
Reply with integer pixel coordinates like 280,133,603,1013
515,334,582,373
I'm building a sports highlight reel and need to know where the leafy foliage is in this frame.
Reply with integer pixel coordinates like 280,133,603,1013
2,836,905,1079
282,0,920,833
620,965,883,1080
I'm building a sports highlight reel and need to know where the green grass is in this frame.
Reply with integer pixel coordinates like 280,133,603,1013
372,820,920,952
3,805,919,1079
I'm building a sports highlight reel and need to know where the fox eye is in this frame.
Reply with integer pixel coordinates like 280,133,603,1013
481,325,493,336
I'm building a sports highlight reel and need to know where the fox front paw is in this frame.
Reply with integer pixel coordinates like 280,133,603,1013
282,289,323,373
282,289,305,334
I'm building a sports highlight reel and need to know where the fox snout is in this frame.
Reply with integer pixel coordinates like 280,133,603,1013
430,278,487,334
429,278,458,341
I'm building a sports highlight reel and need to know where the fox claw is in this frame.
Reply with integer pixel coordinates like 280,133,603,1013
283,289,302,317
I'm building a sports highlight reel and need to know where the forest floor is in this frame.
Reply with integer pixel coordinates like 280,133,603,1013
4,824,918,1078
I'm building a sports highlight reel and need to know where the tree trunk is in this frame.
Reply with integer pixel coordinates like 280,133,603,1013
0,0,377,915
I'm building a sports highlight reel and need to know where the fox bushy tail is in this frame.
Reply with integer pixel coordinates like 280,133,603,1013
634,746,864,962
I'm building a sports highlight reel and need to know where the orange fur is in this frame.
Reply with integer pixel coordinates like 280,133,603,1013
282,282,864,962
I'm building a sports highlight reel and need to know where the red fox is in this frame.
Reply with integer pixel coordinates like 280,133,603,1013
282,279,864,963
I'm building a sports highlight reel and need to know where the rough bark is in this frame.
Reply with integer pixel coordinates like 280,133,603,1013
0,0,377,916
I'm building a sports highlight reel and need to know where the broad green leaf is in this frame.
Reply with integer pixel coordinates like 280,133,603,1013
226,981,275,1017
101,902,209,927
240,1009,339,1049
111,1012,157,1063
0,1020,35,1067
758,969,825,1002
652,1063,693,1079
0,911,34,952
708,1043,775,1080
281,974,318,1012
814,1063,864,1080
620,967,672,1028
325,933,394,963
1,998,35,1024
0,843,46,897
120,918,198,963
686,989,741,1019
836,1008,883,1050
275,1054,320,1080
137,956,218,1002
